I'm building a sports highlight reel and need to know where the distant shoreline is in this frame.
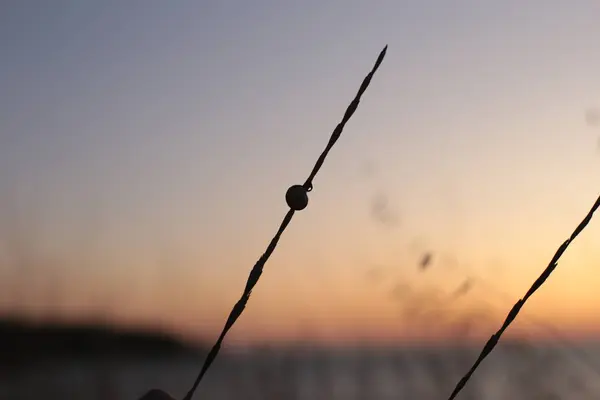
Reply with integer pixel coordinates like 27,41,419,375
0,316,206,367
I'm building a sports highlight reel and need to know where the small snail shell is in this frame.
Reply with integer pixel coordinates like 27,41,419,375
285,184,309,211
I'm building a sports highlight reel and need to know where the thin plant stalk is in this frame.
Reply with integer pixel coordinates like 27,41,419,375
446,194,600,399
182,45,388,400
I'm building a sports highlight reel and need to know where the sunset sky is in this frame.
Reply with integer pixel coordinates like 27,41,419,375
1,1,600,346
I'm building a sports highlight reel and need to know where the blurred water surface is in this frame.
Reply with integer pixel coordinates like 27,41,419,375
3,343,600,400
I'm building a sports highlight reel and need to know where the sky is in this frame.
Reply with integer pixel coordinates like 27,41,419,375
0,0,600,346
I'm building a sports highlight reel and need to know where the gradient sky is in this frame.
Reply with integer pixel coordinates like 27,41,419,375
1,1,600,345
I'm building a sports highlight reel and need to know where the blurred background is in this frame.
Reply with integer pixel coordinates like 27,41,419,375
1,1,600,399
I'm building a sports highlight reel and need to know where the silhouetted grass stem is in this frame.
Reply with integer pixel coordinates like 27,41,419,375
182,45,387,400
447,194,600,399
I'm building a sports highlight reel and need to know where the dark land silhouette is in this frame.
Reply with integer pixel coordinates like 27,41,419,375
0,315,205,369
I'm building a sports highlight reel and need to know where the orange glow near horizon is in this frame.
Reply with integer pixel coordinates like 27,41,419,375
2,220,600,347
3,215,600,347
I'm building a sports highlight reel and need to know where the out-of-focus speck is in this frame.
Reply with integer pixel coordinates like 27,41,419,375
360,160,377,179
419,252,432,271
364,267,383,284
408,236,427,256
585,108,600,127
440,253,459,271
390,282,410,300
450,278,473,299
370,193,399,228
